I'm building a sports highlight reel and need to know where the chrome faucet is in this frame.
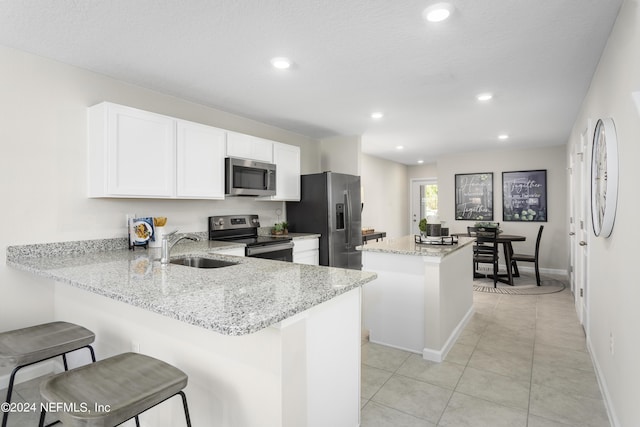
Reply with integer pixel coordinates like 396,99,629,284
160,230,200,265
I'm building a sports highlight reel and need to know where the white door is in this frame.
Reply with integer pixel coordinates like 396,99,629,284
410,179,438,235
569,148,576,293
573,127,590,331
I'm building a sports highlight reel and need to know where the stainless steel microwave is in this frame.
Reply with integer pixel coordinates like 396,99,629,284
225,157,277,196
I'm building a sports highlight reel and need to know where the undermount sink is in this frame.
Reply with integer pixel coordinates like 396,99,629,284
170,257,238,269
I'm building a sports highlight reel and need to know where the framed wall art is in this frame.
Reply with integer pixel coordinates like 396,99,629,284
502,169,547,222
455,172,493,221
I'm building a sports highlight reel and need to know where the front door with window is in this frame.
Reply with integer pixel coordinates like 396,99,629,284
410,179,438,235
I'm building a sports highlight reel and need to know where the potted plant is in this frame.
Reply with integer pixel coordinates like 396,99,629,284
418,218,428,236
272,222,289,235
273,223,284,235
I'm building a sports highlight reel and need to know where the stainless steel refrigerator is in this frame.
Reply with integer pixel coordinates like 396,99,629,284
286,172,362,270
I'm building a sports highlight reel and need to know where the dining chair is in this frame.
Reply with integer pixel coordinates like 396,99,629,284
468,226,500,287
511,225,544,286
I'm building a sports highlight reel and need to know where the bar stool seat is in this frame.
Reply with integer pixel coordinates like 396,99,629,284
1,321,96,427
0,321,95,368
38,352,191,427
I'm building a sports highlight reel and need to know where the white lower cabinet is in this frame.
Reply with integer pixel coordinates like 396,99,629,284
214,247,245,257
293,238,319,265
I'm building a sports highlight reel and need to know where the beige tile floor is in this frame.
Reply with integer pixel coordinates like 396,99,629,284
361,283,611,427
2,282,610,427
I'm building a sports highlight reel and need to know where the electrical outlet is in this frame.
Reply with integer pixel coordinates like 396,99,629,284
131,342,140,353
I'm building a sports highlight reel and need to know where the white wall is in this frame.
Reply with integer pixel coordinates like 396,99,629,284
0,46,318,335
437,145,568,272
319,135,361,176
566,1,640,425
407,163,438,181
360,154,408,238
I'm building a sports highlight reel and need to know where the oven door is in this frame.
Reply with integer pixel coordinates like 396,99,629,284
245,242,293,262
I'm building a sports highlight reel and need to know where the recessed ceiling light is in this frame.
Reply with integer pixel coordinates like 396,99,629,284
396,145,404,150
498,134,509,140
418,160,424,164
371,112,384,119
270,57,292,69
477,93,493,102
423,2,454,23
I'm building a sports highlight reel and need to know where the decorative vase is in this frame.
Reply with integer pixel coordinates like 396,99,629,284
426,224,441,237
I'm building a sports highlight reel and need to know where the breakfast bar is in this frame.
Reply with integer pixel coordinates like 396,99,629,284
358,235,475,362
7,239,376,427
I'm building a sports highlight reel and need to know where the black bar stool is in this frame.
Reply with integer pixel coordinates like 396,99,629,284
38,352,192,427
1,321,96,427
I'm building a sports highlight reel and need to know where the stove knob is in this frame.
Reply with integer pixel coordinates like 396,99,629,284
217,218,225,226
252,218,259,224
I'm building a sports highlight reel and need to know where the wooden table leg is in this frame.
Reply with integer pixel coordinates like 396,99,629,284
502,242,514,286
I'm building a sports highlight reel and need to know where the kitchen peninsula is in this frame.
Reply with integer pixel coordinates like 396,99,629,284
6,238,376,427
359,235,475,362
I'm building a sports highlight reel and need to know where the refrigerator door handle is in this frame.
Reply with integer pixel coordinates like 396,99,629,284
345,189,353,248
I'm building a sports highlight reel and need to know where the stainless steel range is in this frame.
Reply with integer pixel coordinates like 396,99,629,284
208,214,293,261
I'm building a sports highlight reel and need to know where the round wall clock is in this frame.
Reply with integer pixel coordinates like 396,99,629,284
591,118,619,238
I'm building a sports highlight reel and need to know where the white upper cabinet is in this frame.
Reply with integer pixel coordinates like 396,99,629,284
176,120,226,199
271,142,301,201
88,102,225,199
89,103,176,198
225,131,274,163
88,102,300,200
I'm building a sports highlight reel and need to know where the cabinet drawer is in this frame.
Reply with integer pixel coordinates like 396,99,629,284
293,238,319,253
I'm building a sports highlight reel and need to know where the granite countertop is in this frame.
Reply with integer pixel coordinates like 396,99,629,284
6,238,375,336
357,235,476,257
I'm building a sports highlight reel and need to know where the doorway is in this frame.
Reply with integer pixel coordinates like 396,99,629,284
571,127,590,332
410,179,438,235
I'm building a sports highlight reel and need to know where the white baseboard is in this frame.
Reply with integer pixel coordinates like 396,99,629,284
491,263,568,279
587,336,620,427
422,305,475,362
0,360,62,389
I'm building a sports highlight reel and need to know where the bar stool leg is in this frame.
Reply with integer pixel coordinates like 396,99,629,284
2,368,20,427
3,345,95,427
179,391,193,427
38,408,47,427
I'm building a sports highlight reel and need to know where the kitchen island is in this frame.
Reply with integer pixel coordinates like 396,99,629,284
7,238,376,427
358,235,475,362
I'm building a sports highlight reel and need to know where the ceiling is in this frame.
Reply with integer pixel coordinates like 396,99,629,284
0,0,623,165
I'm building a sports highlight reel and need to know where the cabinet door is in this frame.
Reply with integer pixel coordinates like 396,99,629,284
292,238,319,265
272,143,301,201
176,120,226,199
106,104,175,197
294,251,319,265
226,132,274,162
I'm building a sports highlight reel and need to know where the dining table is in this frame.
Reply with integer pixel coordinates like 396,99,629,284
452,232,526,286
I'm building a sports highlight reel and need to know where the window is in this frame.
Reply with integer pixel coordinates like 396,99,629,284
421,182,438,220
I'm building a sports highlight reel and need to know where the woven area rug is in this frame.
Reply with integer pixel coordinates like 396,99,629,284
473,272,566,295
